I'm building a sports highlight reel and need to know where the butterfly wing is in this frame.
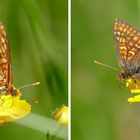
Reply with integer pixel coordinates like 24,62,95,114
114,19,140,72
0,23,13,90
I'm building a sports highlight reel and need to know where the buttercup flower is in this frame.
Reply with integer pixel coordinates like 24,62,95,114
0,91,31,124
52,105,68,126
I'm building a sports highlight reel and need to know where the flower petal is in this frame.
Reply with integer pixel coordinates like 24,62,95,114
128,94,140,103
0,93,31,124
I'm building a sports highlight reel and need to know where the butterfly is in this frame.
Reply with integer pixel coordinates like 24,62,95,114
0,23,17,95
114,19,140,90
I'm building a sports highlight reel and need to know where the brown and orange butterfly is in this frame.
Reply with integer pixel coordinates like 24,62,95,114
0,23,39,96
114,19,140,91
0,23,41,124
0,23,20,96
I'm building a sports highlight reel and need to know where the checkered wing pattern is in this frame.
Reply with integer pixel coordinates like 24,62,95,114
114,19,140,70
0,23,12,90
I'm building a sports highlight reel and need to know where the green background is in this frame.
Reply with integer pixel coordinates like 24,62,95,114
72,0,140,140
0,0,67,140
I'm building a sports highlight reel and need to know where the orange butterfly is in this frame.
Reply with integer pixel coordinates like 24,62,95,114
114,19,140,81
0,23,17,95
95,20,140,102
113,19,140,91
0,23,32,124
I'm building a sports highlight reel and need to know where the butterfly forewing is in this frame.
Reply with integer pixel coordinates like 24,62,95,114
114,19,140,70
0,23,12,92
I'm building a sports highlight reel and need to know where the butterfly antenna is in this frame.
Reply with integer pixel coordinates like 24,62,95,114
94,60,118,71
18,82,40,90
18,82,40,104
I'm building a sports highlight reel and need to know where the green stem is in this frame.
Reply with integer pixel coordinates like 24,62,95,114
15,113,68,139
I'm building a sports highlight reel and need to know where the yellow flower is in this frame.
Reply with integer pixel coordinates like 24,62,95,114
126,78,140,93
52,105,68,126
0,91,31,124
126,78,140,103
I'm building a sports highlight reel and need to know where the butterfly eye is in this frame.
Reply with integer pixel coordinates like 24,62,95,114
10,89,17,95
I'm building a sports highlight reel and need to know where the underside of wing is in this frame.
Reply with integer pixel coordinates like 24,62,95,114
114,19,140,70
0,23,12,90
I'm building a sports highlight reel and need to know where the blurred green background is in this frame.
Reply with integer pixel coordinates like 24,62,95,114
0,0,67,140
72,0,140,140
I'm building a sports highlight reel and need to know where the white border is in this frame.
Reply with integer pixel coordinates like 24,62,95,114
68,0,71,139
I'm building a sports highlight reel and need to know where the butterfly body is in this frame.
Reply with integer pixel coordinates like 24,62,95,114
114,19,140,84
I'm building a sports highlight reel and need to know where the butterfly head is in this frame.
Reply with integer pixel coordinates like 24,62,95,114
9,86,21,96
10,89,18,96
117,70,131,80
0,85,21,96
